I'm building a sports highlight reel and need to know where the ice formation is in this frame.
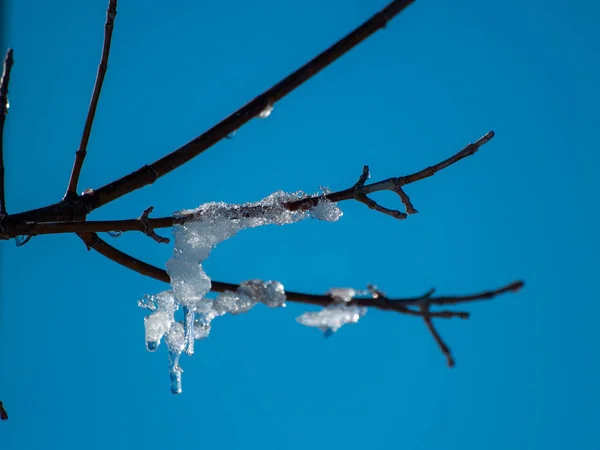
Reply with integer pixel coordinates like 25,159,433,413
296,288,367,337
140,190,343,394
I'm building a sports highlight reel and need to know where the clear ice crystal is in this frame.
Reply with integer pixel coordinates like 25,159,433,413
141,190,342,394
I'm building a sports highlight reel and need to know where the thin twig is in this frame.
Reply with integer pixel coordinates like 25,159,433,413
0,400,7,420
65,0,117,196
423,311,455,367
6,131,495,238
0,48,14,216
81,0,416,211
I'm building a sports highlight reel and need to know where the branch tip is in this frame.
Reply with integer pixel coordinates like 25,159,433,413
66,0,118,195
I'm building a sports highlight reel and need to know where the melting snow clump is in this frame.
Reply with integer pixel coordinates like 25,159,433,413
141,190,343,394
296,288,367,337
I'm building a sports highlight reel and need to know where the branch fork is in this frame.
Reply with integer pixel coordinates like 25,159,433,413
138,206,170,244
353,165,418,220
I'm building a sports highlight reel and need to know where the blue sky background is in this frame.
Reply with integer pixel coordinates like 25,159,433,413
1,0,599,448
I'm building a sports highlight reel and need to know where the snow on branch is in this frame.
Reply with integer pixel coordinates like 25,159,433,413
139,190,341,393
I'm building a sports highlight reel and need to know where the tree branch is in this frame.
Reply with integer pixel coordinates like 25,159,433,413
77,231,522,365
6,131,493,239
77,231,521,312
3,0,416,225
0,48,14,216
65,0,117,197
81,0,416,212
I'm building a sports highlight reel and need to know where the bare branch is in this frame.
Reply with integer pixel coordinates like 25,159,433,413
0,48,14,216
6,131,495,239
82,0,416,212
65,0,118,196
290,130,496,212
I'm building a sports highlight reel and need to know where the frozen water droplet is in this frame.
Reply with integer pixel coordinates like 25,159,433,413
226,130,237,139
147,341,158,352
82,188,94,195
258,104,273,119
14,235,32,247
107,230,122,238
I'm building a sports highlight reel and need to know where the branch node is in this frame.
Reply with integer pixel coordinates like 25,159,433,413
139,206,170,244
353,166,408,220
143,164,159,183
391,178,418,215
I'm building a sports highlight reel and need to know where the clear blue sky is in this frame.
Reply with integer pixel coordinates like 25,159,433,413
1,0,598,448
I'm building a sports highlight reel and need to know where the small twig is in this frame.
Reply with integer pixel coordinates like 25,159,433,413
0,400,7,420
138,206,169,244
0,48,14,216
422,309,455,367
291,131,496,214
65,0,117,196
418,296,455,367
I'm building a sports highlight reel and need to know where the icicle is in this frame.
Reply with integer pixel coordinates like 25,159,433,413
183,306,195,355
